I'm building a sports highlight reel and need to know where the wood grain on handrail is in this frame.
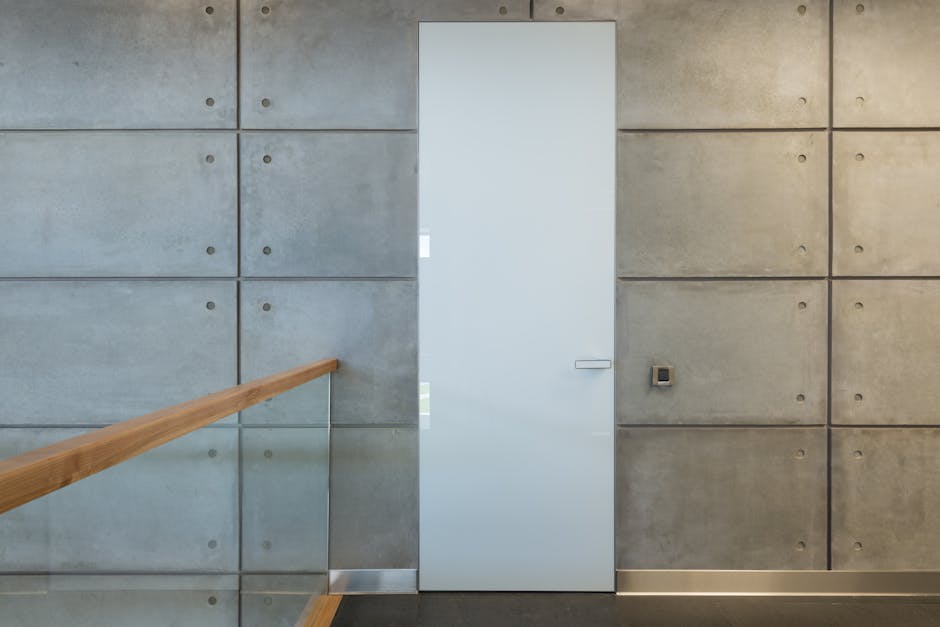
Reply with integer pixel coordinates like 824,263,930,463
0,358,338,516
295,593,343,627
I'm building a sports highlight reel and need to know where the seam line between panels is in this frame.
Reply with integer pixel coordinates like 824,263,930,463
616,128,828,133
236,0,244,608
615,424,827,430
615,277,828,282
0,570,328,577
326,374,333,587
240,128,418,133
833,127,940,132
832,424,940,429
238,276,419,281
827,0,835,572
0,276,238,281
330,424,420,430
0,128,417,133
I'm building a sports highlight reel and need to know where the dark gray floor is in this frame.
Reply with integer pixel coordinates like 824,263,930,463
331,594,940,626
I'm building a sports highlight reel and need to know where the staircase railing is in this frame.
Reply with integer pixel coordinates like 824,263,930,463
0,358,341,627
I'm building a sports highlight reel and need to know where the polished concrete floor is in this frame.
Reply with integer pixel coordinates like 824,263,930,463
331,594,940,626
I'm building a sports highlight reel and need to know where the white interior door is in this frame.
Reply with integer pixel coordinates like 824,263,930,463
418,22,615,591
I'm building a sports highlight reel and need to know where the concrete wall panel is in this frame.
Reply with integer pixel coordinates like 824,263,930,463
0,0,236,129
618,132,828,277
241,133,417,278
239,1,527,129
240,575,327,627
241,428,329,571
0,429,238,572
618,281,828,424
0,575,238,627
833,281,940,424
0,133,237,277
834,0,940,127
617,427,827,569
329,427,418,569
832,428,940,569
239,376,330,426
0,281,236,426
241,280,417,425
535,0,829,129
833,132,940,276
7,0,940,591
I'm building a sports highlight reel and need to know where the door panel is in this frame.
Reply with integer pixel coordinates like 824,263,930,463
418,22,615,591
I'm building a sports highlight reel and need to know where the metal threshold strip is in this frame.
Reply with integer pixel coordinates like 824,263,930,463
329,569,418,595
617,570,940,596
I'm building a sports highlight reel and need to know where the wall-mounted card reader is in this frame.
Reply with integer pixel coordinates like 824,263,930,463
651,365,674,387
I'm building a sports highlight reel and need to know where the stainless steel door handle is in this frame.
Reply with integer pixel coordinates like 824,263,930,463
575,359,612,369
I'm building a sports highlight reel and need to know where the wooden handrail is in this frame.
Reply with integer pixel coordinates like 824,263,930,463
295,593,343,627
0,358,338,516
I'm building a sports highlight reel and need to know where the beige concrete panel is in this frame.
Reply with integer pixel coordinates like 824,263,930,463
834,0,940,127
834,132,940,276
619,132,828,277
833,280,940,424
618,427,827,569
618,281,828,424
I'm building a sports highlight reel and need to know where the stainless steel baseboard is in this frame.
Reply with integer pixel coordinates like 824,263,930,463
617,570,940,596
328,569,940,596
329,569,417,595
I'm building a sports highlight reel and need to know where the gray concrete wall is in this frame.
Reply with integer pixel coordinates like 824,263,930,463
0,1,938,621
550,0,940,573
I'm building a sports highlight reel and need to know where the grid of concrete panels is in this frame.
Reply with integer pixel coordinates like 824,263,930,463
2,3,940,619
600,0,833,571
236,0,940,578
830,0,940,572
545,0,940,572
238,0,530,129
534,0,831,128
0,0,452,620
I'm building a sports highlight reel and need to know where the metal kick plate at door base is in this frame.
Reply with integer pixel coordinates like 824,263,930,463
575,360,612,369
